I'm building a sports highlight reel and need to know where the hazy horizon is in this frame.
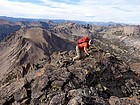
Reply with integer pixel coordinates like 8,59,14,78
0,0,140,24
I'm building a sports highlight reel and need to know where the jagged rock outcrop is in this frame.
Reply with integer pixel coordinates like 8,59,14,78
0,45,139,105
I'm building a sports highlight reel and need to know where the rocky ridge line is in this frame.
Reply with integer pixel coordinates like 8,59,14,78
0,47,139,105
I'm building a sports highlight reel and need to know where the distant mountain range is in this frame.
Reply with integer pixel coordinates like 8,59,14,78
0,15,131,42
0,16,127,26
0,16,40,22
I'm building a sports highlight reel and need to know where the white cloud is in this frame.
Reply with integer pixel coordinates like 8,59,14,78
80,0,140,5
0,0,84,19
0,0,140,24
0,0,49,18
79,0,140,23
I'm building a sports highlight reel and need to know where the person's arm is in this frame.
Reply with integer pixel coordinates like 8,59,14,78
84,47,89,56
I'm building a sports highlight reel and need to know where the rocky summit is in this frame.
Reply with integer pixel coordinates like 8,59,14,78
0,46,140,105
0,20,140,105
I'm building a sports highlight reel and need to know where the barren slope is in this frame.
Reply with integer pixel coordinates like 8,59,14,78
0,27,75,85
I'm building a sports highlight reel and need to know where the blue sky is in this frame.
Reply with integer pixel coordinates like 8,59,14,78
0,0,140,24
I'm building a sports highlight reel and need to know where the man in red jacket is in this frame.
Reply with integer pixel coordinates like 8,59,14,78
73,36,93,61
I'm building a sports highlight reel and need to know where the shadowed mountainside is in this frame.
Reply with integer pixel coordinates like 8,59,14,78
0,19,52,41
0,19,21,41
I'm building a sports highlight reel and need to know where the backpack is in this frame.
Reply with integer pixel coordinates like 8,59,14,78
77,36,90,44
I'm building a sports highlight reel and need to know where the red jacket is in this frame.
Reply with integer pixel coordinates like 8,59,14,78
78,42,89,50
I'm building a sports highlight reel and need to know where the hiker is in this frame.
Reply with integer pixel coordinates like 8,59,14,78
73,36,93,61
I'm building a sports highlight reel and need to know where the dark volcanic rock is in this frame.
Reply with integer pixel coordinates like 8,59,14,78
1,47,139,105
